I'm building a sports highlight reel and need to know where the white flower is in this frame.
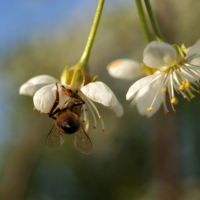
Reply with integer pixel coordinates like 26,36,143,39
126,40,200,117
107,59,145,80
20,75,123,131
107,58,157,117
19,75,58,96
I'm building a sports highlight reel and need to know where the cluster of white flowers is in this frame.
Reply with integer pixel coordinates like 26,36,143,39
107,40,200,117
20,40,200,121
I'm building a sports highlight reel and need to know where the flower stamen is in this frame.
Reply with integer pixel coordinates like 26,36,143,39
84,97,97,129
163,95,169,114
182,66,200,82
82,104,87,123
170,72,175,99
85,96,105,131
171,98,176,104
185,82,191,87
147,74,168,112
180,85,184,90
184,86,195,99
84,108,90,132
170,101,176,113
147,107,153,111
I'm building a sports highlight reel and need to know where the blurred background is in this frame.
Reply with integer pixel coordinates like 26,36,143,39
1,0,200,199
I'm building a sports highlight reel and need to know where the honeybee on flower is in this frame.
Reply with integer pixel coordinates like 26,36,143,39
20,66,123,153
19,0,123,153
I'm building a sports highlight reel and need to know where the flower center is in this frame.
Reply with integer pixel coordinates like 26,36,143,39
147,55,200,114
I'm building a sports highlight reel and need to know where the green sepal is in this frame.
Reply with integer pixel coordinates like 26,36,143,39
91,75,98,82
141,63,157,75
172,44,184,58
60,66,69,85
70,69,85,90
181,43,187,57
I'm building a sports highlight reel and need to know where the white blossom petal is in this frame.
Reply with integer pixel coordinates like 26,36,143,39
143,41,177,68
126,73,161,100
110,100,124,117
190,57,200,66
179,67,198,82
20,75,58,96
187,39,200,57
33,83,69,113
81,81,117,107
107,59,144,80
135,76,164,117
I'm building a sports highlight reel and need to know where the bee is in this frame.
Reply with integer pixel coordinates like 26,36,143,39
46,83,93,154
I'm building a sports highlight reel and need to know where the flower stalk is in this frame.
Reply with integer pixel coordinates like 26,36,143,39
136,0,153,43
77,0,105,69
144,0,165,42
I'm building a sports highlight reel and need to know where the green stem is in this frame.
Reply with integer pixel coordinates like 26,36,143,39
77,0,105,69
136,0,153,43
144,0,165,42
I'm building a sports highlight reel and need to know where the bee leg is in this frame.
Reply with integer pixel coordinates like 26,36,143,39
71,102,84,110
49,108,61,118
49,82,60,117
51,116,57,120
61,85,85,104
61,85,72,97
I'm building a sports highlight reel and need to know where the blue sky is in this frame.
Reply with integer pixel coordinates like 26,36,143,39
0,0,82,56
0,0,131,57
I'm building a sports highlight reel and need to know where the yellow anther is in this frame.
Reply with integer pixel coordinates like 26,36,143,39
60,107,63,110
102,129,105,132
99,116,102,119
199,74,200,77
171,98,176,104
183,96,186,99
162,88,166,93
182,81,186,85
167,111,170,114
184,86,195,99
190,95,195,99
173,110,177,113
84,130,87,133
40,111,43,114
179,85,184,90
33,107,36,110
83,120,86,124
198,91,200,94
185,82,191,87
93,126,96,129
147,107,153,112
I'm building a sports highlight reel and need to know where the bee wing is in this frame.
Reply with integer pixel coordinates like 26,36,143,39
46,124,65,150
74,125,93,154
